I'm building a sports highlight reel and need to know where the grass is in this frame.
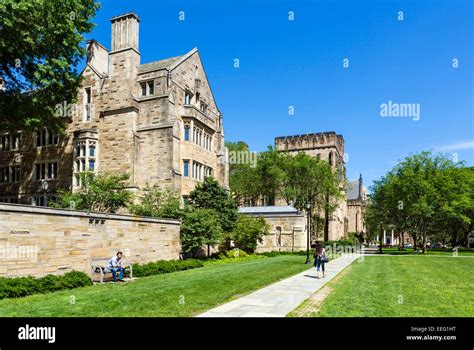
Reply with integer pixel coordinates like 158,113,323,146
380,247,474,256
0,255,311,317
291,255,474,317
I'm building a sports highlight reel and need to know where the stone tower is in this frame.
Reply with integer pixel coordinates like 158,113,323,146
275,132,348,241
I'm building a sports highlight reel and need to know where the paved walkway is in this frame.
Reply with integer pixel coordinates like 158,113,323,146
197,254,359,317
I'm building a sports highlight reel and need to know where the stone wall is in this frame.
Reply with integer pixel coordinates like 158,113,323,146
0,204,181,278
240,213,306,253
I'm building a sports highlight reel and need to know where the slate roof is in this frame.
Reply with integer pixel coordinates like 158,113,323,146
138,56,182,73
347,180,366,200
239,206,299,215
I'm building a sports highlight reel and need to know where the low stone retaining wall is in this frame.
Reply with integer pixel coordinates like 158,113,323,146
0,204,181,278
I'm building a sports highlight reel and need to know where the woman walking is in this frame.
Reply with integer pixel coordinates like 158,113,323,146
314,242,326,278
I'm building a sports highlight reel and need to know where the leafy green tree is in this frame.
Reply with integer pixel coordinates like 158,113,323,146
188,176,238,233
283,152,342,241
229,215,269,253
181,208,223,256
368,152,473,253
128,184,182,219
0,0,100,132
226,141,260,205
52,172,132,213
255,146,287,205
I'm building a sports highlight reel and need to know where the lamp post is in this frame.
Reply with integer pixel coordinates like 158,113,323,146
305,201,311,264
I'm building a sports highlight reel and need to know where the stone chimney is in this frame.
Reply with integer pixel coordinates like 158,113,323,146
358,173,363,199
110,12,140,53
86,40,109,76
109,13,140,79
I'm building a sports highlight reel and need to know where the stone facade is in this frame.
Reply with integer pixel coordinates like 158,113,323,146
0,203,181,277
274,132,348,241
0,12,228,205
347,174,367,234
239,206,307,253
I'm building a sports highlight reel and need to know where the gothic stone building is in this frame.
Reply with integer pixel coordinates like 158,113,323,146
0,13,228,205
346,174,367,235
275,132,348,241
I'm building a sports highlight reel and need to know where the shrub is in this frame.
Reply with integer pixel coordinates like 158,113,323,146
228,215,269,253
258,250,307,257
132,259,204,277
324,239,355,247
0,271,93,300
220,248,248,259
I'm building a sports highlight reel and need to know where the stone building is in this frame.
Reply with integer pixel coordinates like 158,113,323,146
346,174,367,235
0,13,228,205
274,132,348,241
238,206,306,253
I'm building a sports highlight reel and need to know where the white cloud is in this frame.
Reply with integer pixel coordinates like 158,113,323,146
434,140,474,152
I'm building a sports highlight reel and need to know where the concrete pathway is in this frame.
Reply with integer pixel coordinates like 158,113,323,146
197,254,359,317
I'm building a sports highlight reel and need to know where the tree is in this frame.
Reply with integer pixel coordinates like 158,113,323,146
367,152,473,253
181,208,223,257
188,176,238,233
52,172,132,213
0,0,100,133
229,215,269,253
226,141,260,205
283,152,342,241
128,184,182,219
255,146,287,205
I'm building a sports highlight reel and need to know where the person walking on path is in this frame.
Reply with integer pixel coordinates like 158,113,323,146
314,242,326,278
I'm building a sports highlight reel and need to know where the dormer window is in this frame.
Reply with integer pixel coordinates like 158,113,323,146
140,80,154,97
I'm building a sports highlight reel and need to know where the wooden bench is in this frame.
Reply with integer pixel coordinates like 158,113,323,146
90,258,133,283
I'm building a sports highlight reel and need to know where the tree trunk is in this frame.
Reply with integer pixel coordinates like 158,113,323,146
413,235,417,252
421,232,426,254
324,193,329,242
207,244,210,257
379,227,383,254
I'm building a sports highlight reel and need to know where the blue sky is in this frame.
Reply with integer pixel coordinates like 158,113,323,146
83,0,473,190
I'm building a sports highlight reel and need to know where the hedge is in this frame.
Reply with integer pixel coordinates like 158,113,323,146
0,271,93,300
132,259,204,277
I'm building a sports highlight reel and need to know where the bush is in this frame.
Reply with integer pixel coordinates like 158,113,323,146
258,250,307,257
132,259,204,277
0,271,93,300
324,239,356,247
228,215,270,253
220,248,249,259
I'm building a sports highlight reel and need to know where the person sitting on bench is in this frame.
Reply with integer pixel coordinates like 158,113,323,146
108,251,125,282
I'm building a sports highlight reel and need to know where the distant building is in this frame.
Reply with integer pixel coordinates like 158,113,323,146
346,174,367,235
275,132,348,241
0,13,228,205
238,206,306,252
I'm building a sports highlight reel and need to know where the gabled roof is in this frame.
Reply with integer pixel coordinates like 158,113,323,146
346,180,360,200
137,47,220,113
138,55,183,74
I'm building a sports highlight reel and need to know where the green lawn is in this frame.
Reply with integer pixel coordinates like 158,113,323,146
293,256,474,317
0,255,311,317
380,247,474,256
